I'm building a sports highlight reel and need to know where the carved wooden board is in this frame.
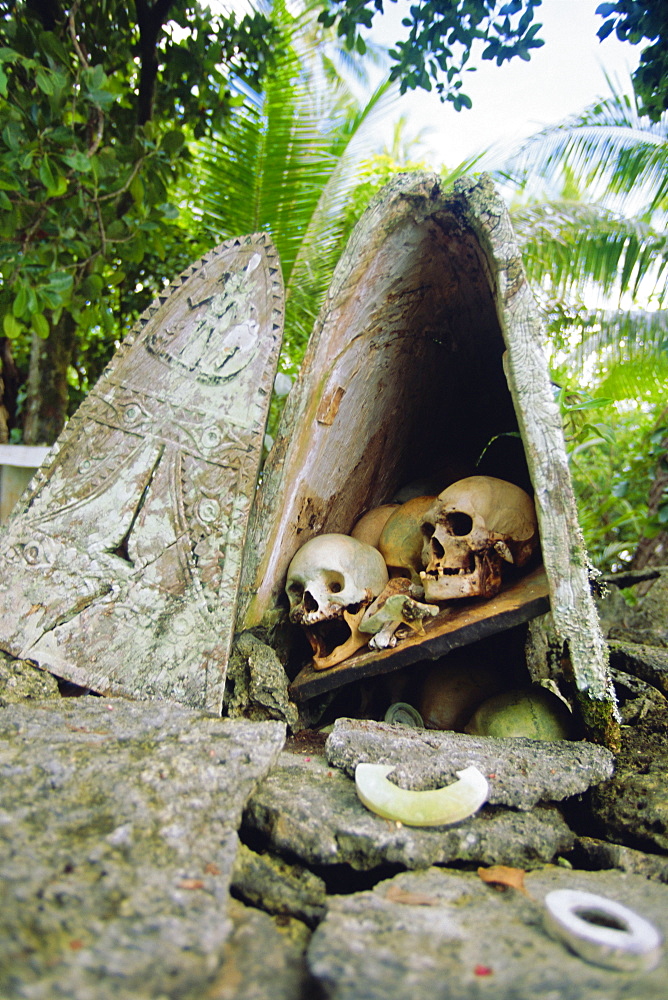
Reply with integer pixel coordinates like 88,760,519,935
289,566,550,702
0,235,283,713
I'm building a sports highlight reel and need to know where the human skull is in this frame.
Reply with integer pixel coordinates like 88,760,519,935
420,476,538,601
350,504,399,549
378,496,436,587
286,533,389,670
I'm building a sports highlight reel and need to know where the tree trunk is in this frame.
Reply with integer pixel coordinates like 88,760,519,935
0,338,20,444
22,314,76,446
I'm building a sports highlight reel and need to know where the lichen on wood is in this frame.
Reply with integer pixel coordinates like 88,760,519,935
0,234,283,714
455,173,619,748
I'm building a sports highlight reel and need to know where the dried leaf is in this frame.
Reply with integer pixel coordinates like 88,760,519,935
178,878,205,890
385,884,440,906
477,865,528,895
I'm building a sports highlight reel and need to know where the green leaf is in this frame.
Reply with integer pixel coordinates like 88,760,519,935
591,422,616,445
88,64,106,89
12,284,28,318
35,67,54,95
3,313,23,339
564,396,613,412
61,151,92,172
39,31,70,65
45,271,74,295
82,274,104,298
2,122,21,151
32,312,50,339
39,156,57,193
100,305,114,333
129,173,145,206
160,130,184,155
596,19,615,41
37,287,62,310
159,202,179,219
0,67,7,98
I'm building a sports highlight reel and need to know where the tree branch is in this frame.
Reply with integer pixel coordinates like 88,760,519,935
135,0,177,126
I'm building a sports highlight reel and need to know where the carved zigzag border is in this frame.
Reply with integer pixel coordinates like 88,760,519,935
21,233,284,500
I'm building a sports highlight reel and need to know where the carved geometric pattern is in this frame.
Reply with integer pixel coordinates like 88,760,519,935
0,234,284,713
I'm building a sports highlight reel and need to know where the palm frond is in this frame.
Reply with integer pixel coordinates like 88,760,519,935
545,304,668,369
596,355,668,402
501,77,668,214
182,3,400,365
514,200,668,303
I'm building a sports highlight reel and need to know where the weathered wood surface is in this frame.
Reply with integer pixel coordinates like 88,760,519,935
237,172,618,746
289,566,550,702
0,235,283,713
238,173,526,629
455,175,619,746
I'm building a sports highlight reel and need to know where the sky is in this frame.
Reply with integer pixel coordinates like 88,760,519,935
362,0,641,169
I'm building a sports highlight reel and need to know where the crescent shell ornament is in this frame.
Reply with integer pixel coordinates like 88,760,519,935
354,762,489,826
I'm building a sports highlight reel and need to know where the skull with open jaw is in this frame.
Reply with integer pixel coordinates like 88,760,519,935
420,476,539,601
285,533,389,670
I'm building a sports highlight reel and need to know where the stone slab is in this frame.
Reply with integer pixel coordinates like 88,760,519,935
308,866,668,1000
589,705,668,854
326,718,614,810
243,752,574,871
0,699,285,1000
609,641,668,696
0,650,60,705
231,841,327,926
574,837,668,884
209,899,312,1000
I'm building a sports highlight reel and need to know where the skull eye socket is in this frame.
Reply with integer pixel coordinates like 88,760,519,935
421,521,435,540
324,571,345,595
443,511,473,536
288,582,304,601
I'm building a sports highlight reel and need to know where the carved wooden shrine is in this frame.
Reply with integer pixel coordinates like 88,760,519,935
0,174,618,744
237,173,617,746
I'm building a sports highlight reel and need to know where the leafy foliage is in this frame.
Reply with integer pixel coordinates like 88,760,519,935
552,365,668,571
182,0,400,379
502,80,668,216
0,0,276,441
596,0,668,122
319,0,545,110
513,201,668,329
500,78,668,570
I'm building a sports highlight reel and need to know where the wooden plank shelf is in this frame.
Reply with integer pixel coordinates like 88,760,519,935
289,565,550,703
